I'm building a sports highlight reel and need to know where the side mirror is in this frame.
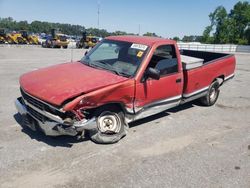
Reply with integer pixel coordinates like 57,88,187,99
145,67,160,80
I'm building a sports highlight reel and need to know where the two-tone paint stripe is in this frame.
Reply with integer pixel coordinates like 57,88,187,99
183,86,209,98
134,95,182,113
133,95,182,120
224,73,235,81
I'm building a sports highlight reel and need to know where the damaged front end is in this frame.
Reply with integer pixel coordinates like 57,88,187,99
15,89,97,137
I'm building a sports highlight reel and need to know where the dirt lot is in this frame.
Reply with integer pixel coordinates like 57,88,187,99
0,47,250,188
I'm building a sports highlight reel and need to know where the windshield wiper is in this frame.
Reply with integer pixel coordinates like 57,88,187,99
81,60,105,71
95,61,130,77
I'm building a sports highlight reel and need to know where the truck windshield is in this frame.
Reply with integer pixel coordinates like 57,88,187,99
80,39,148,77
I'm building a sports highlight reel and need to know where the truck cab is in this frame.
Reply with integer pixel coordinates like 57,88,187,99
15,35,236,144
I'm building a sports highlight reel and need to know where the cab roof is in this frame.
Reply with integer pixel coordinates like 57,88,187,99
105,35,175,47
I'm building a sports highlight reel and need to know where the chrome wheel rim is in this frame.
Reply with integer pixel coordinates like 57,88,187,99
97,112,121,134
209,87,217,101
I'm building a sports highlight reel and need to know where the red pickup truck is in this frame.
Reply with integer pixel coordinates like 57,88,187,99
15,36,236,143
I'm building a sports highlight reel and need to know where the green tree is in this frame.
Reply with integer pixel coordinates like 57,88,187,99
229,1,250,44
112,31,128,36
173,36,180,41
18,21,29,30
245,27,250,44
143,32,158,37
0,17,131,37
202,26,213,43
209,6,229,43
202,1,250,44
182,35,202,42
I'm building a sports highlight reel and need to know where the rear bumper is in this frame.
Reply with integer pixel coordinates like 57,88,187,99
15,97,96,136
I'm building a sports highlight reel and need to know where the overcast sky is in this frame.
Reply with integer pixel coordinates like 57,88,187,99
0,0,242,38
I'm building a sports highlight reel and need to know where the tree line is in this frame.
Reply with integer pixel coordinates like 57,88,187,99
0,17,137,37
202,1,250,44
169,1,250,44
0,1,249,44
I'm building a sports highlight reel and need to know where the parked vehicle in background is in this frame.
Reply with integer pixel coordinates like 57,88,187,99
38,36,47,45
15,36,236,144
0,28,7,44
0,29,40,45
0,31,20,44
42,29,69,48
76,32,99,49
20,30,40,45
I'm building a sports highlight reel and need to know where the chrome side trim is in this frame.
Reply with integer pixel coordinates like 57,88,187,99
125,107,134,114
21,88,65,112
134,95,182,121
134,95,182,113
224,73,235,81
23,98,64,123
181,91,207,104
183,86,209,98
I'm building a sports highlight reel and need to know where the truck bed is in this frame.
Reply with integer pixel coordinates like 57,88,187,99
180,50,236,102
180,49,231,64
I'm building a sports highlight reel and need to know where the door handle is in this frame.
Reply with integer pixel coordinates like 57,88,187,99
176,78,182,83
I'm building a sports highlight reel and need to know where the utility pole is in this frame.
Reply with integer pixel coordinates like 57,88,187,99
97,1,100,30
138,24,141,36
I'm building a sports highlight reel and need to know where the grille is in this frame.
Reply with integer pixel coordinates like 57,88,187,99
20,88,64,114
20,88,67,123
21,89,45,110
27,106,47,123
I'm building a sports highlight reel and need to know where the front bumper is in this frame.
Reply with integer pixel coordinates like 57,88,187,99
15,97,96,136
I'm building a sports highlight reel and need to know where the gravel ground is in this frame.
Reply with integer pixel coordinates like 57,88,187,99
0,47,249,188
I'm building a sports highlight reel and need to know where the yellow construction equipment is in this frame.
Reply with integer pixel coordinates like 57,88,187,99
0,31,26,44
0,29,20,44
0,29,7,44
20,30,40,45
6,32,20,44
42,29,69,48
0,29,40,45
16,33,28,44
76,32,99,49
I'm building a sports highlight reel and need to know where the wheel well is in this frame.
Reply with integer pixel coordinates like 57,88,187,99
86,103,126,117
213,75,225,86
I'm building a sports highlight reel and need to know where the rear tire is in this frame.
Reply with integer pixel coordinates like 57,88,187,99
88,106,128,144
199,80,220,106
42,42,46,48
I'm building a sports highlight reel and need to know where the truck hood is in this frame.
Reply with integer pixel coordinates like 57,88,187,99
20,62,128,106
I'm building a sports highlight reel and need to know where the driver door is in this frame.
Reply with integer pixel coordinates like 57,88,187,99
134,44,183,119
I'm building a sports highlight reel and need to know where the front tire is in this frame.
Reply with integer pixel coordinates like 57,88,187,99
199,80,220,106
88,106,128,144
